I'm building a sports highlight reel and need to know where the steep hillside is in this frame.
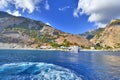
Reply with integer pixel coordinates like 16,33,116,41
80,28,104,40
91,19,120,49
0,11,92,49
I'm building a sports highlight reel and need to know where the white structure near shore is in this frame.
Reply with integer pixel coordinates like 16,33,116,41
67,46,80,53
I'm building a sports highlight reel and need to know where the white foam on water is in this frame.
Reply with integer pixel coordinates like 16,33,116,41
0,62,82,80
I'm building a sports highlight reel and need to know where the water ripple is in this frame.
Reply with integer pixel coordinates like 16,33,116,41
0,62,82,80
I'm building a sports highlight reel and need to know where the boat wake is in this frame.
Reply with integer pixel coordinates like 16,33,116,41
0,62,82,80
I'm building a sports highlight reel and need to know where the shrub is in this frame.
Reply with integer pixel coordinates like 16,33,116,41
49,42,62,48
63,39,70,47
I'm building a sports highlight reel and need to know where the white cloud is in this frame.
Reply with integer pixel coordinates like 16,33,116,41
58,6,70,11
95,23,106,28
14,0,42,13
46,22,51,26
0,0,42,13
0,0,8,9
45,0,50,10
7,10,21,16
74,0,120,27
73,9,79,17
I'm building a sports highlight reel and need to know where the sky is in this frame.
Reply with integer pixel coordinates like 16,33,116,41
0,0,120,34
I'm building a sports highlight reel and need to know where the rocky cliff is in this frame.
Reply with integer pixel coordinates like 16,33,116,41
91,19,120,49
80,28,104,40
0,11,91,49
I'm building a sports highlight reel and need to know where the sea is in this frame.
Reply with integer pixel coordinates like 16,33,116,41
0,49,120,80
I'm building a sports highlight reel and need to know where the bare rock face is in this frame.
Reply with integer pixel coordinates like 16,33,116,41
65,35,92,46
0,11,92,48
80,28,104,40
91,19,120,49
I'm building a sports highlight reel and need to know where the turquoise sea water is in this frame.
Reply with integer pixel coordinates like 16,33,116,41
0,50,120,80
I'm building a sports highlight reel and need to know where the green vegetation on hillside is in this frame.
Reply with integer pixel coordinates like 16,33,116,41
6,27,71,48
13,28,39,38
49,42,62,48
63,39,70,47
49,39,70,48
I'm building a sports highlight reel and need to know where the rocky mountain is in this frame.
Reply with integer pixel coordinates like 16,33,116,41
80,28,104,40
0,11,92,49
91,19,120,49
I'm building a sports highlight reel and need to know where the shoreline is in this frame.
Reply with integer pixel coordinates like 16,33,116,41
0,48,120,52
0,48,70,52
0,48,59,51
81,49,120,52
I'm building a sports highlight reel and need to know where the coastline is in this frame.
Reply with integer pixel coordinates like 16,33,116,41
0,48,68,52
0,48,57,51
81,49,120,52
0,48,120,52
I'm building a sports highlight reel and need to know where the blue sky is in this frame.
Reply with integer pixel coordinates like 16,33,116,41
0,0,120,34
27,0,95,34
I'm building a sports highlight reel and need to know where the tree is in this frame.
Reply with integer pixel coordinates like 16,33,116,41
63,39,70,47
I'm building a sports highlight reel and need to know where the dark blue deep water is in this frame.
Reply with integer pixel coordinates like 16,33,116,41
0,50,120,80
